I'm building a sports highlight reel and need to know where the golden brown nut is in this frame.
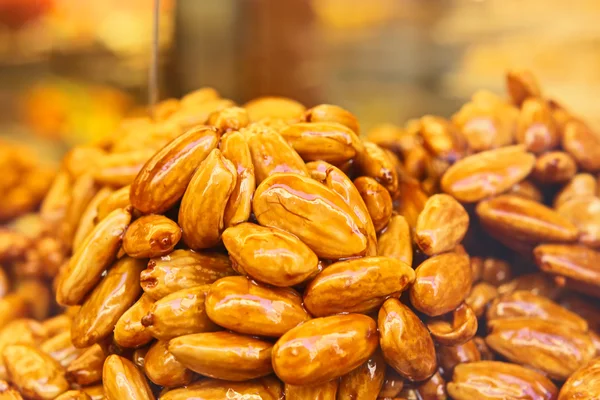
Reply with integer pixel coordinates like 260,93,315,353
142,285,218,341
122,215,181,259
477,194,579,243
506,69,542,106
486,317,595,380
160,376,282,400
562,120,600,172
102,355,154,400
178,148,237,250
113,294,154,349
516,98,559,154
553,173,597,208
71,257,144,348
557,196,600,248
532,151,577,183
378,298,436,382
244,96,305,122
465,282,498,318
437,339,481,379
356,142,399,194
415,193,469,256
3,344,69,400
534,244,600,290
284,380,339,400
337,351,385,400
353,176,393,232
205,276,309,337
419,115,467,162
272,314,378,385
140,250,233,300
130,126,219,214
143,340,192,387
219,130,255,228
253,173,368,259
66,344,106,386
448,361,557,400
303,256,414,317
207,106,249,133
427,303,478,346
168,331,272,381
441,145,535,203
410,251,472,317
222,223,319,287
377,214,413,267
559,357,600,400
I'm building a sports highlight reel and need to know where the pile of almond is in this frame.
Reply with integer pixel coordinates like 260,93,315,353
0,71,598,399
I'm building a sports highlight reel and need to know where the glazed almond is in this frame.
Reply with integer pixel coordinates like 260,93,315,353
448,361,557,400
208,106,249,133
338,351,385,400
279,122,362,164
516,98,559,153
143,340,192,387
419,115,467,162
72,187,113,251
102,355,154,400
506,69,541,105
66,344,107,386
356,142,398,193
222,223,319,287
56,207,131,306
508,179,543,202
140,250,234,300
96,185,130,222
205,276,309,337
353,176,393,232
415,193,469,256
427,303,478,346
285,380,339,400
130,125,219,214
441,145,535,203
437,339,481,379
113,294,154,348
63,173,98,245
307,161,377,256
142,285,218,341
302,104,359,134
486,317,595,380
160,377,283,400
55,390,91,400
178,148,237,249
219,131,255,227
559,357,600,400
557,196,600,248
303,256,415,317
3,344,69,400
377,214,413,266
94,149,156,187
244,96,305,121
487,290,588,331
168,331,272,381
272,314,377,385
477,194,579,243
410,252,472,317
39,331,82,368
253,173,368,259
378,298,437,382
378,368,404,398
122,215,181,258
395,178,428,230
465,282,498,318
553,173,597,208
562,120,600,172
497,273,562,300
246,125,309,183
71,257,145,348
534,244,600,288
532,151,577,183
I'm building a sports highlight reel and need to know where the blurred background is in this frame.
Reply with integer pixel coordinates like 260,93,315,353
2,0,600,163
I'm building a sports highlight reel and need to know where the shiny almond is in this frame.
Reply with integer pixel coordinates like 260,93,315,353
102,355,154,400
205,276,309,337
168,331,273,381
122,215,181,258
113,294,154,348
441,145,535,203
130,126,219,214
303,256,415,317
222,223,319,287
415,193,469,256
178,148,237,249
272,313,378,385
353,176,393,232
253,173,368,259
377,214,413,266
144,340,193,387
378,298,437,382
477,194,579,243
71,257,144,348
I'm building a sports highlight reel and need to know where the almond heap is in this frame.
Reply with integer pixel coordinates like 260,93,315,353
0,73,598,400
